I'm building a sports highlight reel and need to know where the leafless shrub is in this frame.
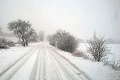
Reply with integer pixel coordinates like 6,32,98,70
87,34,109,62
103,58,120,70
111,61,120,70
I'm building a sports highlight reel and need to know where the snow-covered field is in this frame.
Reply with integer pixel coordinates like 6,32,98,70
0,42,120,80
0,43,38,75
78,43,120,62
108,44,120,62
57,44,120,80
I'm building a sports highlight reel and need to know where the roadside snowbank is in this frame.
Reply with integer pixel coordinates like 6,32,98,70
56,49,120,80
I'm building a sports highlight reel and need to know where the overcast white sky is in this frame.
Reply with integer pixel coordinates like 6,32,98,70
0,0,120,40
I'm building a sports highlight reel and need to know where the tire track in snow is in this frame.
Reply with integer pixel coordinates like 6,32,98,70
0,46,39,80
0,46,37,77
47,47,91,80
51,47,92,80
47,47,80,80
10,46,39,80
35,46,46,80
29,47,40,80
44,47,61,80
0,43,92,80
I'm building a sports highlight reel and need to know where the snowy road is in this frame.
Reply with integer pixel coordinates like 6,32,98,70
0,43,91,80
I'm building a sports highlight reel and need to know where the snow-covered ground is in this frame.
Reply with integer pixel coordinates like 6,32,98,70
57,48,120,80
0,42,120,80
0,42,89,80
0,43,38,75
77,43,120,62
108,44,120,62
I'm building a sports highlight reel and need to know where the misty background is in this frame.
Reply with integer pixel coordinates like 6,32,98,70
0,0,120,41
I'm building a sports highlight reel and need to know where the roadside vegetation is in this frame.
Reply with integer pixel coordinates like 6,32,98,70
0,37,15,49
47,30,109,61
1,19,45,48
8,19,38,47
87,33,109,62
47,30,120,70
103,59,120,70
47,30,79,53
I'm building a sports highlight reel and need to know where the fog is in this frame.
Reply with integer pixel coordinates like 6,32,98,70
0,0,120,40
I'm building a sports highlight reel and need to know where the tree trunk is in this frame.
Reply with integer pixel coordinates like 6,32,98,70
26,40,28,46
21,37,26,47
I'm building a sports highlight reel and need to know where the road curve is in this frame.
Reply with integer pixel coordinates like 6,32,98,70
0,43,91,80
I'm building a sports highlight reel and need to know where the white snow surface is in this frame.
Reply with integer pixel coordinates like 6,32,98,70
0,42,120,80
0,43,38,75
56,49,120,80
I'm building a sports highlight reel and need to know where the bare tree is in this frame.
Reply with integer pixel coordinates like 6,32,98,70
8,19,34,46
